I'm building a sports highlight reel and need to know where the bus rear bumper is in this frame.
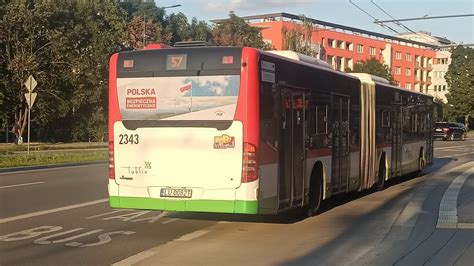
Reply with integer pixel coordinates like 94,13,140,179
108,196,257,214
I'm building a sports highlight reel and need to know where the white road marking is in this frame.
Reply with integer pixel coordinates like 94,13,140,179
434,145,466,150
436,164,474,228
0,199,108,224
86,210,124,219
175,230,210,241
0,181,45,189
438,151,474,158
113,229,211,265
161,218,180,224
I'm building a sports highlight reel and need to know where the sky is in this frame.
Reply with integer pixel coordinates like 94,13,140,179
158,0,474,44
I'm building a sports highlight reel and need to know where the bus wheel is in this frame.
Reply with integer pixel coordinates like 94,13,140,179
376,160,386,191
418,156,425,172
307,174,322,217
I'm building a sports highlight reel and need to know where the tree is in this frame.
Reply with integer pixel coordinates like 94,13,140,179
348,58,397,85
212,12,267,48
165,12,192,45
282,16,318,57
119,0,165,25
120,2,211,47
0,1,127,142
125,16,169,49
0,2,54,141
189,18,212,42
445,45,474,128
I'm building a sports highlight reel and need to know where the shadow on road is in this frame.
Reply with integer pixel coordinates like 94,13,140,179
167,158,453,225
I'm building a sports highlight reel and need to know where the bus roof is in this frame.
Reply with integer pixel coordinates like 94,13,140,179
349,73,433,98
260,49,360,82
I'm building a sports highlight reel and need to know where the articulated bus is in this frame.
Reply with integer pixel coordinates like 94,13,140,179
108,46,434,215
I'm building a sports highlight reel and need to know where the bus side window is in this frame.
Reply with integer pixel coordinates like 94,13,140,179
381,110,390,127
316,105,328,134
260,83,278,150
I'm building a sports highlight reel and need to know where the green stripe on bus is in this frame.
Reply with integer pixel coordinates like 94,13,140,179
109,196,257,214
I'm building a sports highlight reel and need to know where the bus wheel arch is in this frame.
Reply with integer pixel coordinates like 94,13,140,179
307,161,324,217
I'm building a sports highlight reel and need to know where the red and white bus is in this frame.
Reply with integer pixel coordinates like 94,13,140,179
108,46,433,215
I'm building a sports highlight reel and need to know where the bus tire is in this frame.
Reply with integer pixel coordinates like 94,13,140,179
376,155,386,191
307,164,323,217
418,155,425,172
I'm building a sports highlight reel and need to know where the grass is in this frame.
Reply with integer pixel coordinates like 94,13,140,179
0,148,107,168
0,142,107,153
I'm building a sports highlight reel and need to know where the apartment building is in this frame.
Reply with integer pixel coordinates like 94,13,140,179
213,13,447,96
398,32,453,102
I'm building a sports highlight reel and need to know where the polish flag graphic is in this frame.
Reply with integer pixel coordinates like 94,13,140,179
179,82,192,93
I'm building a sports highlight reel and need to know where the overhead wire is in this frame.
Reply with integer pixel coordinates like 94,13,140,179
370,0,416,34
348,0,401,34
370,0,441,45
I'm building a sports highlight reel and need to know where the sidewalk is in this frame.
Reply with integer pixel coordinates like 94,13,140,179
354,161,474,265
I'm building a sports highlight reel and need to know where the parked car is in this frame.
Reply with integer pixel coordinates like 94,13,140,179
454,123,468,137
433,122,466,141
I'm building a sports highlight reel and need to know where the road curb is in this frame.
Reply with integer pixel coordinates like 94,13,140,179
0,160,107,174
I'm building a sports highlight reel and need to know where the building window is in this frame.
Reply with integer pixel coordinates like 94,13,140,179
405,68,411,76
357,44,363,53
395,66,401,75
328,39,335,48
406,53,412,61
395,51,402,60
443,85,446,91
369,46,376,56
434,85,438,91
337,40,344,49
405,83,411,90
347,42,353,51
436,58,448,64
435,71,444,79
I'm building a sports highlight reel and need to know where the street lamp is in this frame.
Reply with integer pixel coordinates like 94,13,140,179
143,4,182,47
163,4,182,9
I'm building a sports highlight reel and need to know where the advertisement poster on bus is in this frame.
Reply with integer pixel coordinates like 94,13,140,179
116,75,240,120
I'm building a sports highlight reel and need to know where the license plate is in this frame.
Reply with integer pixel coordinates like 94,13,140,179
435,129,442,132
160,188,192,198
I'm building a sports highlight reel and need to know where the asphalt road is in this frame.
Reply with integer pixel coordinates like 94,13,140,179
0,139,473,265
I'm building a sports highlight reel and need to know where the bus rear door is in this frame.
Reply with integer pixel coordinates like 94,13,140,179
279,87,306,208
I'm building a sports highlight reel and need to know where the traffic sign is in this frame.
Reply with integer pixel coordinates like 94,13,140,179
24,75,37,92
24,93,37,109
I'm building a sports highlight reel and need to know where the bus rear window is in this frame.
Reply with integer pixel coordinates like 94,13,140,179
116,75,240,120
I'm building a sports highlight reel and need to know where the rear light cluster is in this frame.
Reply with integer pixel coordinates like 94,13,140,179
108,141,115,179
241,142,258,183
